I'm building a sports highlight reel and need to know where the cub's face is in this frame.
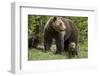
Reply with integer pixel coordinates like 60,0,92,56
52,17,66,32
69,42,76,51
70,42,76,49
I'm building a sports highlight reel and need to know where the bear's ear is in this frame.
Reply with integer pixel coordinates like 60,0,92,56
53,17,57,22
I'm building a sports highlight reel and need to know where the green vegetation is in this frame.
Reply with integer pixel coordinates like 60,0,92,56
28,43,88,60
28,48,66,60
28,15,88,60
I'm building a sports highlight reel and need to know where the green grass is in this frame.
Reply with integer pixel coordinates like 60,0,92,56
28,48,66,60
28,43,88,60
78,43,88,58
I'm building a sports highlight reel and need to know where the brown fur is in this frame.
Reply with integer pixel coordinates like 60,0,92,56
44,16,79,57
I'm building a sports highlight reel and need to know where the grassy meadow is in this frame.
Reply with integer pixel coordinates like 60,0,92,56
28,43,88,60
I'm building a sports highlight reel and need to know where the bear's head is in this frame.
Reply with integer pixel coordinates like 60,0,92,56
45,16,66,32
51,17,66,32
68,42,76,51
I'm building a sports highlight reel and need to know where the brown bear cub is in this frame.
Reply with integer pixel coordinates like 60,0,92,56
68,42,79,58
44,16,79,58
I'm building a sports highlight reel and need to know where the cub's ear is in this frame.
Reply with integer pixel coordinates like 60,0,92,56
53,17,57,22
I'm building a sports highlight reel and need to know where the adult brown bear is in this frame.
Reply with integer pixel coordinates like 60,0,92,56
44,16,79,57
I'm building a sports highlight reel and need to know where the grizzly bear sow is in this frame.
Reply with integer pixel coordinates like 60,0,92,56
44,16,79,57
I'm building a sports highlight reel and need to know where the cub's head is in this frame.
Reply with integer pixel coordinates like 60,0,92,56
48,16,66,32
69,42,76,51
